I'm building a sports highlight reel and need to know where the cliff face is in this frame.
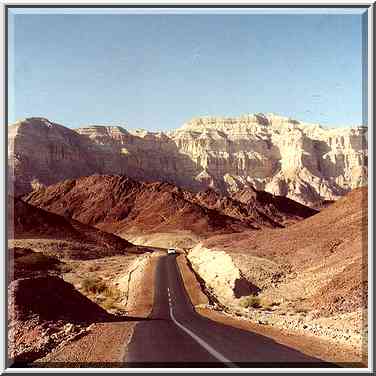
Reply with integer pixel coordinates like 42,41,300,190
8,118,96,196
8,114,367,205
169,114,367,205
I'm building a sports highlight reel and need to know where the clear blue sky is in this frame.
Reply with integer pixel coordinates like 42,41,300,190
8,8,367,130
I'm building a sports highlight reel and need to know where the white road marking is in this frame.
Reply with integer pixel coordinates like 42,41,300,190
166,263,236,366
168,287,172,305
168,300,237,368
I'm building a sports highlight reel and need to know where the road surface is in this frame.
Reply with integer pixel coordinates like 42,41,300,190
125,254,336,368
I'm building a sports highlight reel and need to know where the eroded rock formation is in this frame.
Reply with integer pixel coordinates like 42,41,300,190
8,114,367,205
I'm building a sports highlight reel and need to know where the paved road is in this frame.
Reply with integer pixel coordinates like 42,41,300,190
125,255,336,368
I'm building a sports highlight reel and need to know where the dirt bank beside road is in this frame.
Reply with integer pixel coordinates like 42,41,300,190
177,254,366,367
36,253,160,365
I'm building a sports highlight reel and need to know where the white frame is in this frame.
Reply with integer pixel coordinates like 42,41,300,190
1,1,373,373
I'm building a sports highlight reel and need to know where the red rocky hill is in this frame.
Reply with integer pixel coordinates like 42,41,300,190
23,175,317,239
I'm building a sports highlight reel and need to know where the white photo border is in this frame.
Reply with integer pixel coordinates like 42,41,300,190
1,1,374,374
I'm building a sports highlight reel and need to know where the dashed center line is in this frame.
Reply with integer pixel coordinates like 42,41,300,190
167,287,172,304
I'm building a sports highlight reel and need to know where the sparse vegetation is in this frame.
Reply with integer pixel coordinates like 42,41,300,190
81,276,123,312
239,295,262,309
87,264,100,272
58,263,72,273
296,307,310,314
9,248,70,281
81,276,108,295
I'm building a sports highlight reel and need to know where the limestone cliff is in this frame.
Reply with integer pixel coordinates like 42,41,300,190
169,114,367,205
8,114,367,206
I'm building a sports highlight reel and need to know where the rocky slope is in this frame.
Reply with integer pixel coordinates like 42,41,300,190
191,186,317,227
8,275,113,364
9,196,140,259
186,187,367,357
22,175,316,245
8,118,96,197
196,186,367,316
8,114,367,206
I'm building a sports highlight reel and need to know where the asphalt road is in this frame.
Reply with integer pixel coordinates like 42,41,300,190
125,254,336,368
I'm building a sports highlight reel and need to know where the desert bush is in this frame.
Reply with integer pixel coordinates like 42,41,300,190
103,285,121,299
102,295,122,311
102,298,117,311
262,304,273,311
81,277,108,295
260,300,280,310
100,286,123,312
296,307,310,314
58,263,72,274
81,277,123,311
239,295,262,309
87,264,100,272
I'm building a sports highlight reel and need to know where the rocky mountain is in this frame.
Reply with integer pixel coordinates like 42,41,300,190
8,114,367,205
22,175,316,243
186,186,317,227
9,196,140,259
8,118,96,196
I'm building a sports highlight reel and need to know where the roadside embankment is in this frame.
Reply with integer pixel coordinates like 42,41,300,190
181,245,366,366
187,244,257,307
36,252,161,364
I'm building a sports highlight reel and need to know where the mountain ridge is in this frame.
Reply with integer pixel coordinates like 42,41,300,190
22,174,317,243
9,195,141,259
8,114,367,205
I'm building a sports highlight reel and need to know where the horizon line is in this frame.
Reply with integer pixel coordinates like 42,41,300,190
8,113,367,132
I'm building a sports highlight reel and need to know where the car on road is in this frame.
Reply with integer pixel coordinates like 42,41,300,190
167,247,177,255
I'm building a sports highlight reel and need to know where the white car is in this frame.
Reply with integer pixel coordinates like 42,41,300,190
167,248,177,255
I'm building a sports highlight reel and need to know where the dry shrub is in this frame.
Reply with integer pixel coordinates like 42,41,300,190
296,307,310,314
81,276,107,295
81,277,123,311
239,295,262,308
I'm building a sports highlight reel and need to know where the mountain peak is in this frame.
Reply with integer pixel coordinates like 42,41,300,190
16,117,59,128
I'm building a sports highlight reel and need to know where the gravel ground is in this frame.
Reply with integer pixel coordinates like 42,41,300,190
197,307,366,367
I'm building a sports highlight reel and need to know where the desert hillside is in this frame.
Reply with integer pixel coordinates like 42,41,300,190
9,196,140,259
203,186,367,273
191,186,318,226
186,187,367,356
8,115,367,206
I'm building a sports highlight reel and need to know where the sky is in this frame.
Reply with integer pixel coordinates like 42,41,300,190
8,8,367,130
